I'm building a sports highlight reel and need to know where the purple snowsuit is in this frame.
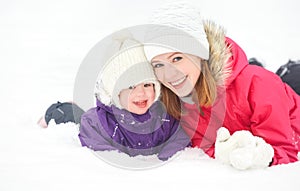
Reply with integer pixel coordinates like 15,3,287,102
78,100,191,161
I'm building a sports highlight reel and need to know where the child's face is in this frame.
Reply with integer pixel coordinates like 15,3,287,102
119,83,155,115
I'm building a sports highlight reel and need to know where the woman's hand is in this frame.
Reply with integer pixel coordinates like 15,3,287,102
215,127,274,170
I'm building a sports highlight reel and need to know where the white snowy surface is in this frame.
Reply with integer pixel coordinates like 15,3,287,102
1,1,299,191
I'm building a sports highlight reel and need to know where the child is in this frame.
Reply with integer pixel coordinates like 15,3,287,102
78,36,191,161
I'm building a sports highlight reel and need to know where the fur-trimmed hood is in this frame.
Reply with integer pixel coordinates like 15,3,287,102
203,20,249,87
181,21,300,164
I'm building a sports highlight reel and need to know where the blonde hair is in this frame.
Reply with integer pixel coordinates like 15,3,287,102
160,60,217,119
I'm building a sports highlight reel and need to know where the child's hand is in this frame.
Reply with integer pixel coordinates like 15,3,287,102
215,127,274,170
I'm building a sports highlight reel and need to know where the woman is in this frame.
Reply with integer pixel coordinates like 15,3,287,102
144,2,300,169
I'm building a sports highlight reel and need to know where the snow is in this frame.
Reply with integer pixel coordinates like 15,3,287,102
0,0,299,191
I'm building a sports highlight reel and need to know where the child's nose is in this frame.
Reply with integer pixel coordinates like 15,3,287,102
133,84,146,95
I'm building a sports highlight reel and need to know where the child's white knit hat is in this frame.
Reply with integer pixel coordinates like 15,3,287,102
144,1,209,62
95,35,161,109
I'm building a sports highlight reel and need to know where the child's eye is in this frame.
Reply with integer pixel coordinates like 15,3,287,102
128,86,135,90
144,83,153,88
172,56,182,62
152,62,164,68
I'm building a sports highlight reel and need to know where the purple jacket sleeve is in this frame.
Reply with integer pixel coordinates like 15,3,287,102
78,108,117,151
158,122,191,161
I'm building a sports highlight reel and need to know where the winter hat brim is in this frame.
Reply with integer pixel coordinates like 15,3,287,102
144,1,209,61
144,32,209,62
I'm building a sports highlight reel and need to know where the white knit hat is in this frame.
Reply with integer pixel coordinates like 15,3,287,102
144,1,209,61
95,35,161,109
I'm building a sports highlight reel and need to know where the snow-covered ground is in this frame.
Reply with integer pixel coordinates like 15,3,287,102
1,1,299,191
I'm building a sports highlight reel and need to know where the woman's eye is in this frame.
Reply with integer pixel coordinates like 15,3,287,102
152,63,164,68
173,56,182,62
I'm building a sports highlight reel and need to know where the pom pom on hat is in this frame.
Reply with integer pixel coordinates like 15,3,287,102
144,1,209,62
95,33,160,109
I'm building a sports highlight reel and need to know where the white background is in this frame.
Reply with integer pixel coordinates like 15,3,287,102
0,0,299,191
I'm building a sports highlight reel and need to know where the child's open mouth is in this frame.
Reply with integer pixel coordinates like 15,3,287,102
133,100,148,108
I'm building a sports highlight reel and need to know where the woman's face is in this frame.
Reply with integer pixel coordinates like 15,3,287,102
119,83,155,115
151,52,201,97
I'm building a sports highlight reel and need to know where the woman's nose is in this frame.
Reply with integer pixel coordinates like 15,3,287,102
163,63,182,79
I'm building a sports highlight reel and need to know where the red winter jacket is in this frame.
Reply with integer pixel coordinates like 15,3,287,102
181,22,300,165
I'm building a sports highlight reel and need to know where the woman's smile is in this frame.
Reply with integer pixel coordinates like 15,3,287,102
169,76,187,86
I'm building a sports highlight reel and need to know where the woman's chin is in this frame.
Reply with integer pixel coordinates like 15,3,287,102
172,86,193,98
166,81,194,98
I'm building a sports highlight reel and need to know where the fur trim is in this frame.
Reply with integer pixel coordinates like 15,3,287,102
203,20,232,86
